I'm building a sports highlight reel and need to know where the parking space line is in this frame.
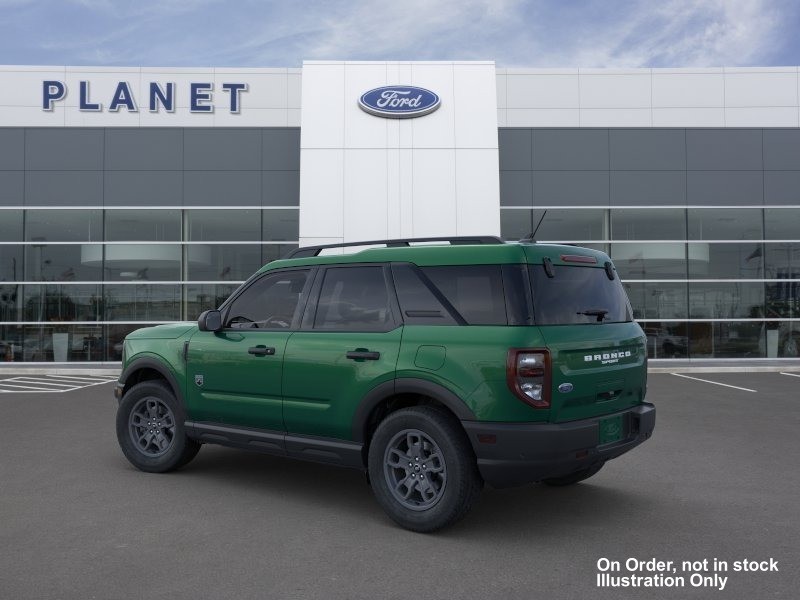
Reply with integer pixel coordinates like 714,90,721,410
0,375,117,393
670,373,757,393
11,378,79,387
39,375,116,383
0,382,78,392
779,372,800,379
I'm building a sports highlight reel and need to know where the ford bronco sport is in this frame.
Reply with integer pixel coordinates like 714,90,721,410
115,236,655,532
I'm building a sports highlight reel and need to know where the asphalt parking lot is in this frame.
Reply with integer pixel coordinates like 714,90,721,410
1,372,798,600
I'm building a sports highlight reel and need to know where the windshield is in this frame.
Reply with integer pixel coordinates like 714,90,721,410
530,264,632,325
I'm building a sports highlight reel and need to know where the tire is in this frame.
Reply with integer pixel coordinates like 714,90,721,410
542,462,604,487
368,406,483,533
116,380,200,473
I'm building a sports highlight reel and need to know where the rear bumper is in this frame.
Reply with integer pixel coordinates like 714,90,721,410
462,403,655,488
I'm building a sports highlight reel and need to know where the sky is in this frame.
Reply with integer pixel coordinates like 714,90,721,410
0,0,799,68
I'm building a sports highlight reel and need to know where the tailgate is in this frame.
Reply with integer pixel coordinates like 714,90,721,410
540,322,647,423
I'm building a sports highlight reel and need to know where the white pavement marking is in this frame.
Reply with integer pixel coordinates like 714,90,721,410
0,382,79,392
11,378,78,387
0,375,116,393
779,372,800,379
37,374,115,383
670,373,757,393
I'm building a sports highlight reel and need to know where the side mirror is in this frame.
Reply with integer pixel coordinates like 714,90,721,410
198,309,223,332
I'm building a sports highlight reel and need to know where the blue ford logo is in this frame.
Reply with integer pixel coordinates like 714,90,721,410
558,382,574,394
358,85,440,118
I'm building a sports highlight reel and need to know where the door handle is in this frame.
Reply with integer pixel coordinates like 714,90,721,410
346,350,381,360
248,345,276,356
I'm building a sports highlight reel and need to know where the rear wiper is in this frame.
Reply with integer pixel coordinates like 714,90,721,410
577,309,608,322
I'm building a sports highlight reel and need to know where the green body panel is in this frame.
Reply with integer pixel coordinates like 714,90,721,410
539,322,647,422
396,325,550,422
186,329,292,429
282,328,403,439
125,322,197,410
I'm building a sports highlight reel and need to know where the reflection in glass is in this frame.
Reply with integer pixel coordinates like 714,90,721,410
611,243,688,279
0,324,22,362
688,209,762,240
187,244,261,281
25,244,102,281
187,209,260,241
500,209,533,241
262,244,298,264
776,323,800,357
641,321,688,359
99,244,183,281
104,284,181,321
623,282,687,320
262,209,299,241
186,284,240,320
764,208,800,240
765,242,800,278
528,209,607,241
105,209,180,241
0,284,21,323
612,208,686,240
25,210,102,242
766,243,800,318
23,285,102,322
689,321,765,358
688,243,763,279
22,324,104,362
688,282,764,319
0,245,23,282
0,210,22,241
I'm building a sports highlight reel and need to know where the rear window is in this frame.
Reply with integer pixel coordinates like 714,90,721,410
530,264,632,325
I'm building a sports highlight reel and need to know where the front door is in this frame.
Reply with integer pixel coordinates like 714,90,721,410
283,265,402,440
186,268,313,431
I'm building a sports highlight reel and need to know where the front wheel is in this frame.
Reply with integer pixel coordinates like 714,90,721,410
116,380,200,473
368,406,482,532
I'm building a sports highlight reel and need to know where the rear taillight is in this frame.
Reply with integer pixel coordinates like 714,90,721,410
506,348,551,408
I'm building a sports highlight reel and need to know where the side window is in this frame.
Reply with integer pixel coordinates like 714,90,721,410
225,269,309,329
421,265,508,325
314,266,393,331
391,264,458,325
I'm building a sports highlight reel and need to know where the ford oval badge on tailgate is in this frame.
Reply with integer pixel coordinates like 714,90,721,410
558,382,574,393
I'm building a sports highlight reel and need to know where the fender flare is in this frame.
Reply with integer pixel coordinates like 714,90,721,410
351,377,476,442
120,356,184,406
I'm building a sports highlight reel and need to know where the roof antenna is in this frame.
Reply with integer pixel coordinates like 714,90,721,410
519,209,547,243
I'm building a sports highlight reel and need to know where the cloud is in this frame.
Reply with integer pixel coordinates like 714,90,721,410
0,0,794,67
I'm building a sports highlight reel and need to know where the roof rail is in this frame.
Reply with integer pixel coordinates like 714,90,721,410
284,236,505,259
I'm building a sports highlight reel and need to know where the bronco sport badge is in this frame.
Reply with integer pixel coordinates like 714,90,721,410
584,350,633,365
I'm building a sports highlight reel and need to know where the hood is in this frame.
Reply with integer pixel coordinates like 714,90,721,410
125,323,196,340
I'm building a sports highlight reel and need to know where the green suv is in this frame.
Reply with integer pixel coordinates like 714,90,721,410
115,236,655,532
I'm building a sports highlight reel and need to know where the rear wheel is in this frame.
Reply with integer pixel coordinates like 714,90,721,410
542,462,604,486
116,380,200,473
368,406,482,532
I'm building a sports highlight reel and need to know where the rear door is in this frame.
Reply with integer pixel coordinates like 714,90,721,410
282,264,402,440
529,262,647,423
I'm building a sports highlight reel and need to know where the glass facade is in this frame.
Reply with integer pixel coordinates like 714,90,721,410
500,128,800,359
0,127,299,362
2,125,799,361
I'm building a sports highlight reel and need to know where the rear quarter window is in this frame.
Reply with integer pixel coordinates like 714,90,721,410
421,265,508,325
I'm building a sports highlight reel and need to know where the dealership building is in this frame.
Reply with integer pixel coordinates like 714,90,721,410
0,61,798,363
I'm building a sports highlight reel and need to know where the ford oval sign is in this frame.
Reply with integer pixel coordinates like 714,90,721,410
358,85,440,119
